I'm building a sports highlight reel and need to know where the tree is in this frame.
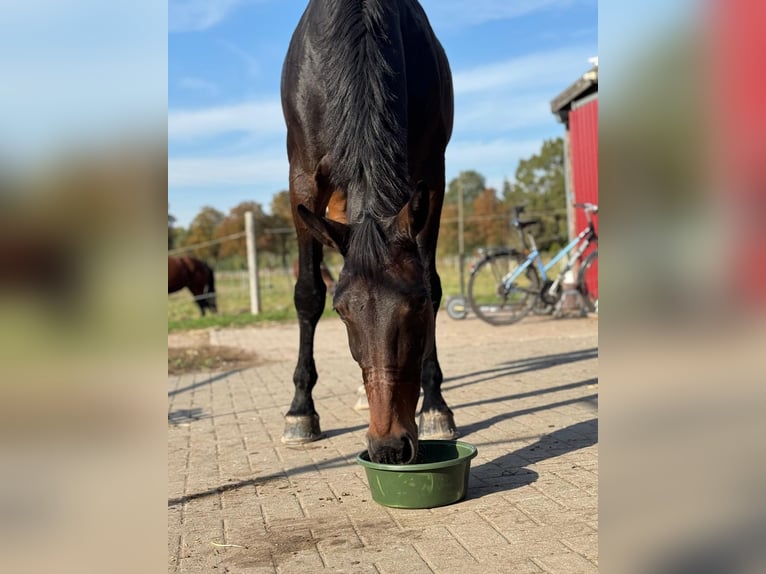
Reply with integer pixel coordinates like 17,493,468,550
445,170,486,206
173,226,189,249
270,190,292,222
215,202,263,263
437,202,459,257
168,212,176,250
471,188,507,249
269,191,295,269
186,206,224,261
503,137,567,250
212,200,297,269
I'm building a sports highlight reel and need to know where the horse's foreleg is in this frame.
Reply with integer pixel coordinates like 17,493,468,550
283,238,327,443
418,172,458,439
282,172,330,444
419,267,458,439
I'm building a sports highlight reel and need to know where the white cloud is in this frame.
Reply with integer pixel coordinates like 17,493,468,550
421,0,578,29
454,93,554,135
169,0,246,33
169,152,288,187
220,40,261,77
446,137,548,189
168,100,285,140
178,76,220,96
452,46,595,96
447,138,541,166
447,46,593,146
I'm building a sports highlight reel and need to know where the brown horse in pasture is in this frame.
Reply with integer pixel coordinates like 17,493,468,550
282,0,455,464
168,256,217,316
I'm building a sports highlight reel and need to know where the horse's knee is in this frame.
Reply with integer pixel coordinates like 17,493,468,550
294,279,327,322
429,271,443,312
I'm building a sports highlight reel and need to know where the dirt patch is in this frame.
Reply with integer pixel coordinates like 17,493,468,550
168,329,263,375
168,328,210,350
168,344,261,375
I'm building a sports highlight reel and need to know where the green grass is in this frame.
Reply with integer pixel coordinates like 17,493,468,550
168,269,335,331
167,257,558,332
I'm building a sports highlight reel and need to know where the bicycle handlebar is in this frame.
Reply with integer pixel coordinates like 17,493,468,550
573,202,598,214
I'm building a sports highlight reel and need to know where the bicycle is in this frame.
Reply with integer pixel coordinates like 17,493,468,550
466,203,598,326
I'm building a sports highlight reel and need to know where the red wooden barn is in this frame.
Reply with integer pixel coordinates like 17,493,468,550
551,60,598,299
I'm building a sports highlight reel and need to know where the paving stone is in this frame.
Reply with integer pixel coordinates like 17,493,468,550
168,315,598,572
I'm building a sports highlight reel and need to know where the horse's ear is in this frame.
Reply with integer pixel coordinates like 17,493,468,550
396,180,430,239
297,205,350,254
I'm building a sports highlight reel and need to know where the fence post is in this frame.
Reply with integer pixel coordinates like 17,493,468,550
245,211,261,314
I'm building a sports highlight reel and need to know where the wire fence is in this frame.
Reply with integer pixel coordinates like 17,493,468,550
168,224,304,322
168,231,246,256
168,208,570,322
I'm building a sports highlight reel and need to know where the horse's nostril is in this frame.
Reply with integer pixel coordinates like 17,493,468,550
369,435,417,465
401,435,415,464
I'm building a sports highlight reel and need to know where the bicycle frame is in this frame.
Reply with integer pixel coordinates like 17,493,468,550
504,221,597,297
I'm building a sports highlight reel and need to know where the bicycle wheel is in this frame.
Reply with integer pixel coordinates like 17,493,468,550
577,249,598,314
445,295,468,320
467,252,540,325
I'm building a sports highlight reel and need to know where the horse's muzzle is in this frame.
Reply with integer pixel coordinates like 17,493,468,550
367,433,417,465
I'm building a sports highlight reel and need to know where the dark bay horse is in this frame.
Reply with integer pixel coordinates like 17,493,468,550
168,256,217,316
282,0,455,464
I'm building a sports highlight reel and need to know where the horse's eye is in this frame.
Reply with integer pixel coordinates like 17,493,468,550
413,295,429,310
333,306,347,322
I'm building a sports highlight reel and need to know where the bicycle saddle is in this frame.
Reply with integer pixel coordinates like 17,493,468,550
514,218,540,229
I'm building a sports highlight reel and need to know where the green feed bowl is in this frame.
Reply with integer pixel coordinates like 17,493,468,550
356,440,478,509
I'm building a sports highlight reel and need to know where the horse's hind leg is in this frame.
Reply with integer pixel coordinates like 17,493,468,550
282,172,329,443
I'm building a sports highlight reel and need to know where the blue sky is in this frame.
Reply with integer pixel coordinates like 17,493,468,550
168,0,597,227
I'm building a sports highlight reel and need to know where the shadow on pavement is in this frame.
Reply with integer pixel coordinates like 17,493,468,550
466,418,598,499
444,348,598,391
168,408,205,424
453,377,597,411
168,368,245,398
168,451,357,507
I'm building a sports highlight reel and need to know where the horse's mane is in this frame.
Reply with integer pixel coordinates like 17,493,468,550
345,216,392,279
318,0,410,221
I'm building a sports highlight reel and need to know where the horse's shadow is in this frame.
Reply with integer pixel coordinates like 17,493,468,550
168,419,597,507
466,418,598,499
443,348,598,391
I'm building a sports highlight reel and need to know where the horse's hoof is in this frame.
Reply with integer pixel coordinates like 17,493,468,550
418,410,459,439
281,414,325,444
353,385,369,411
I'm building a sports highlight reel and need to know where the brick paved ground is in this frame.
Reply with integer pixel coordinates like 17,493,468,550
168,313,598,573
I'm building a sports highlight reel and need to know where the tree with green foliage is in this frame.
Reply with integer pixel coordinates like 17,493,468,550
211,200,296,269
503,137,567,251
445,170,485,206
471,187,507,249
437,201,459,257
270,190,292,221
215,202,263,266
269,191,295,268
186,206,225,261
168,212,176,250
172,226,189,249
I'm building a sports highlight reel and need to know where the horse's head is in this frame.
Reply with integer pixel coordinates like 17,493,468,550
298,184,432,464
